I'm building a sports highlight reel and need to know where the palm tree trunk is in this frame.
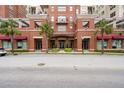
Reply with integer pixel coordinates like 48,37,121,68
101,33,104,54
10,35,14,55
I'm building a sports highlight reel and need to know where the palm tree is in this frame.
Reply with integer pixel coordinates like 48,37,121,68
0,19,21,55
39,23,54,53
95,19,113,54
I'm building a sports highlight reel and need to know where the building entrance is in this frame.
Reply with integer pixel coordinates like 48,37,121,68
59,40,65,49
82,39,89,50
35,39,42,50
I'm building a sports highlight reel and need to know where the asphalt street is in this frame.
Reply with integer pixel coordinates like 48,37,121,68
0,54,124,88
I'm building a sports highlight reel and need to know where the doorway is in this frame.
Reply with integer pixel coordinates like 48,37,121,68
59,40,65,49
82,39,89,50
35,39,42,50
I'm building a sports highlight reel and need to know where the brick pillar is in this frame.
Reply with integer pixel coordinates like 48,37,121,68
108,39,112,49
89,19,94,29
122,40,124,49
0,40,2,48
94,37,97,50
13,40,17,49
89,37,95,52
74,39,77,50
65,38,68,48
77,37,82,52
29,37,35,52
29,20,35,29
41,36,46,52
56,38,59,48
48,39,50,49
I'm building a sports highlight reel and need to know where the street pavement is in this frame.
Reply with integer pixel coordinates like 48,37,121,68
0,54,124,88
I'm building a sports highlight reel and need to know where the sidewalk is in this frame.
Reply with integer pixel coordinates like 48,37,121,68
6,50,124,55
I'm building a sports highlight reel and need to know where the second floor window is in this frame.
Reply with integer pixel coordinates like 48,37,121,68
58,25,66,32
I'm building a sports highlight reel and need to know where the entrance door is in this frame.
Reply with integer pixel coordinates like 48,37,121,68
82,39,89,50
51,40,55,48
35,39,42,50
59,40,65,49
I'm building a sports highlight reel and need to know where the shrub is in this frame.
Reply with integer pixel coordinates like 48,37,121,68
95,49,124,53
51,48,60,52
9,49,29,52
64,48,72,52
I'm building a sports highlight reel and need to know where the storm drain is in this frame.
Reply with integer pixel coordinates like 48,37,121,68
37,63,45,66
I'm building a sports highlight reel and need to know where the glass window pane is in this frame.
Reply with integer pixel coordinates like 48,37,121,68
82,21,89,28
112,40,122,49
58,25,66,32
2,41,11,49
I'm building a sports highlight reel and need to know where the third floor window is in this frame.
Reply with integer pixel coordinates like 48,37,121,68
58,5,66,12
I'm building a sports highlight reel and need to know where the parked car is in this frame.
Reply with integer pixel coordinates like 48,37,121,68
0,48,7,56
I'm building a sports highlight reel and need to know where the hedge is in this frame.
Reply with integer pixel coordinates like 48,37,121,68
9,50,29,52
64,48,72,52
51,48,60,52
95,49,124,53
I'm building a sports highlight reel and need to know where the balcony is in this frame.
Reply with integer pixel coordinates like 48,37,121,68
27,14,48,19
76,14,98,19
56,16,68,24
52,31,74,37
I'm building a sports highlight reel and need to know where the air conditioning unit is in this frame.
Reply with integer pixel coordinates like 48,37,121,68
58,18,66,23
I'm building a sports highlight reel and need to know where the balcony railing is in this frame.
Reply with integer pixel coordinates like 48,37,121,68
27,14,48,19
52,31,74,37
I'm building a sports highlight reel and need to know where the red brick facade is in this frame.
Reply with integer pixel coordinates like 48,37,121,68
0,5,124,52
0,5,26,18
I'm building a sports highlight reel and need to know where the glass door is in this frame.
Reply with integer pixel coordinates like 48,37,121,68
82,39,89,50
35,39,42,50
59,40,65,49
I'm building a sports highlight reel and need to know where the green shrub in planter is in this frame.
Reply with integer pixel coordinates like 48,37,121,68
51,48,60,52
95,49,124,53
9,50,29,52
64,48,72,52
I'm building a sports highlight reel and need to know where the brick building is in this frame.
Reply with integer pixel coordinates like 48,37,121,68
0,5,124,52
0,5,27,18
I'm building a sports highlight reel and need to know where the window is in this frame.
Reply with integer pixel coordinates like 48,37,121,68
101,11,104,15
112,40,122,49
17,41,27,49
51,6,54,12
76,9,79,14
82,21,89,28
70,25,73,29
110,5,116,10
51,16,54,22
110,12,116,17
70,6,73,11
58,16,66,23
88,7,95,14
70,16,73,22
58,25,66,32
97,40,108,49
30,7,36,14
58,6,66,12
51,23,54,29
8,5,14,10
2,41,11,49
70,17,73,29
